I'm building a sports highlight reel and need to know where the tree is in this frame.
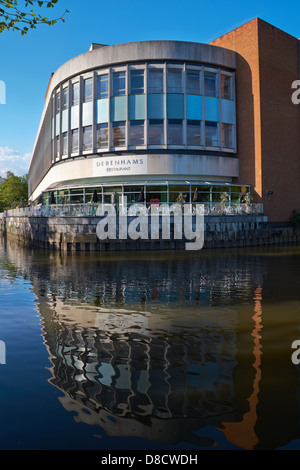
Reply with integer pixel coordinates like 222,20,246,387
0,0,68,35
0,171,28,211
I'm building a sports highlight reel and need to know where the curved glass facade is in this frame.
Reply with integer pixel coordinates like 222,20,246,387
51,61,236,162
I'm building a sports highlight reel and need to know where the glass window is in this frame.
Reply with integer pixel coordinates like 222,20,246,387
168,119,183,145
204,72,217,97
83,78,93,102
71,129,79,153
112,71,126,96
148,119,164,145
56,91,60,114
96,74,108,99
187,120,201,146
186,70,201,94
62,87,68,110
167,69,182,93
222,123,234,148
112,121,126,147
55,135,60,158
72,82,79,106
148,68,164,93
130,69,144,94
129,120,144,146
96,123,108,149
221,74,232,100
205,121,218,147
62,132,68,155
83,125,93,150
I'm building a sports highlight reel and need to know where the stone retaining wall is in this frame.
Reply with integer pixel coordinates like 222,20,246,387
0,213,299,251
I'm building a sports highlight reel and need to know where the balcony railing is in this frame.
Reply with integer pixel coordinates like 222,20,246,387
2,202,264,218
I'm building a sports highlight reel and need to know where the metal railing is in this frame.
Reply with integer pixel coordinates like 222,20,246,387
2,202,264,218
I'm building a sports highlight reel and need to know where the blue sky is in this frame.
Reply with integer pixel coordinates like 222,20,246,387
0,0,299,177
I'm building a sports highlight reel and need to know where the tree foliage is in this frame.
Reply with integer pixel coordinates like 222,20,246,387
0,171,28,211
0,0,68,35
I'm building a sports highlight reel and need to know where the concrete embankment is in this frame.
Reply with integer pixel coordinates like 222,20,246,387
0,211,299,251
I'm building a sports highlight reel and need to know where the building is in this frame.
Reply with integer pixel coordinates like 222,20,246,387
28,18,300,222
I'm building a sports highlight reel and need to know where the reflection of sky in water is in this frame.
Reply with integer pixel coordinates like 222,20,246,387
0,239,300,450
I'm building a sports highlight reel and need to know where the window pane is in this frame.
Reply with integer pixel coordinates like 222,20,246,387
148,119,164,145
168,119,183,145
112,121,126,146
96,123,108,148
71,129,79,153
204,72,217,97
56,91,60,114
148,69,164,93
221,75,232,100
205,121,218,146
167,69,182,93
222,123,234,148
62,87,68,109
112,72,126,96
187,120,201,146
56,135,60,158
96,74,108,99
62,132,68,155
186,71,201,94
129,120,144,146
130,70,144,94
72,83,79,106
83,125,92,150
84,78,93,102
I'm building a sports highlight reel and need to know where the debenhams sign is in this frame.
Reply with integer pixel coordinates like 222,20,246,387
93,156,147,177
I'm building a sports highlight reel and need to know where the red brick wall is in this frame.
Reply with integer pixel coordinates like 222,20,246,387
210,18,300,221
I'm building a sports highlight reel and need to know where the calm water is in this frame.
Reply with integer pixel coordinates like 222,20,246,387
0,237,300,451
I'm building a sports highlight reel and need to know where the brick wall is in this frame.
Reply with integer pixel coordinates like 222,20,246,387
210,18,300,222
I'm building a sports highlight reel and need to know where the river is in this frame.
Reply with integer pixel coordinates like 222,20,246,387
0,237,299,451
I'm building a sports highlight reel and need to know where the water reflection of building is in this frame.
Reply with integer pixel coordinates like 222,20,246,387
3,238,300,449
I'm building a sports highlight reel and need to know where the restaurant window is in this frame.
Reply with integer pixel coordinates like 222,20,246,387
72,82,79,106
83,125,92,151
204,72,217,97
83,78,93,102
56,91,60,114
62,132,68,155
112,71,126,96
148,119,164,145
187,120,201,146
205,121,218,146
112,121,126,146
96,74,109,99
186,70,201,95
221,74,232,100
130,69,144,94
71,129,79,153
148,68,164,93
167,69,182,93
55,135,60,158
96,123,108,149
168,119,183,145
222,123,234,148
62,87,68,110
129,120,144,146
